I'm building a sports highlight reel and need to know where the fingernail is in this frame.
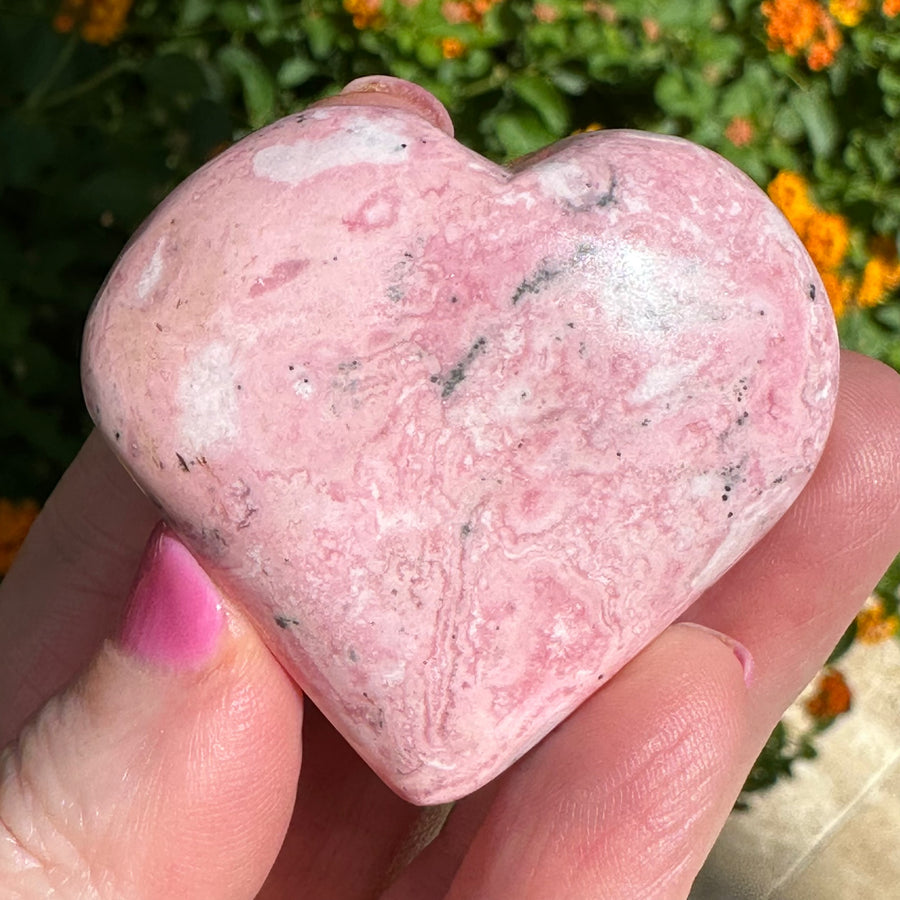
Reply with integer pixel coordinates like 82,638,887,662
679,622,755,686
118,523,224,669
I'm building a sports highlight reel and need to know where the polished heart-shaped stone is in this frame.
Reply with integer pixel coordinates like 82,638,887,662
82,78,839,804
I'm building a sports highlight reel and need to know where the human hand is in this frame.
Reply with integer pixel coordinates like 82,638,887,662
2,358,899,898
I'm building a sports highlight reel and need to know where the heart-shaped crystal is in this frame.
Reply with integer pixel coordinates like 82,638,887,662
82,80,839,804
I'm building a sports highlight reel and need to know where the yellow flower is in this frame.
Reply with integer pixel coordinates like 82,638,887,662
0,498,40,576
767,171,815,234
830,0,870,25
803,209,851,271
856,598,900,644
805,668,852,720
858,253,900,307
53,0,133,45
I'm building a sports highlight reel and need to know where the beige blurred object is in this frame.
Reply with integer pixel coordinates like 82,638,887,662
691,636,900,899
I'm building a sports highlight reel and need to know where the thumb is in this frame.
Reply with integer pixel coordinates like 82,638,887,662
0,524,302,899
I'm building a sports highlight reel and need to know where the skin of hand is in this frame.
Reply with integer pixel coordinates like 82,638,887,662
1,78,899,894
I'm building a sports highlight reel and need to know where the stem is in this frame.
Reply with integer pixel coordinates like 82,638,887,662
23,31,80,112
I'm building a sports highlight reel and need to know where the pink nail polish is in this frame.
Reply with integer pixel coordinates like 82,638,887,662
118,522,224,669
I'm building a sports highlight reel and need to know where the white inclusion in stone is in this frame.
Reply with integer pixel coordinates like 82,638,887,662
252,117,411,185
293,376,314,398
534,159,588,206
587,243,723,341
178,342,240,448
136,238,165,302
629,358,703,404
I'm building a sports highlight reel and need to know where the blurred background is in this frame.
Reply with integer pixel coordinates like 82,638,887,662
2,0,900,871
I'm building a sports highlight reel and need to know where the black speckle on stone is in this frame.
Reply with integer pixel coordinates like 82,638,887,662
275,614,300,629
236,384,242,391
155,322,163,332
759,310,766,316
597,673,605,680
641,418,651,426
289,364,295,371
773,474,785,485
295,113,306,123
616,451,622,458
737,411,749,425
567,321,575,328
450,294,459,303
114,431,120,441
438,336,488,398
461,523,472,538
400,142,407,149
808,283,817,301
722,494,729,502
348,647,358,662
512,264,561,305
176,452,190,473
727,511,734,518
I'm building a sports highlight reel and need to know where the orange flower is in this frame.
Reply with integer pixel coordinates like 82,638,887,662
820,270,854,318
805,669,852,720
725,116,754,148
883,0,900,16
803,209,851,270
762,0,842,69
441,0,499,25
762,0,821,56
807,12,843,70
0,498,40,576
53,0,133,44
830,0,870,25
344,0,384,29
441,36,466,58
534,2,560,22
856,598,900,644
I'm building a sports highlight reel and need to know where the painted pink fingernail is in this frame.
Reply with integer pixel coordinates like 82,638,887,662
118,522,224,669
680,622,755,687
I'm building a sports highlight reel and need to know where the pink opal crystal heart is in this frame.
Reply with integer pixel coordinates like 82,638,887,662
82,79,839,804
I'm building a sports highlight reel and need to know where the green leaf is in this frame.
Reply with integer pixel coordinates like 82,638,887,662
510,74,570,136
277,56,319,89
178,0,216,29
790,85,841,159
218,45,277,129
495,109,555,158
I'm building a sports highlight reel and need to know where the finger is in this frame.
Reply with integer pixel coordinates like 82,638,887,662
256,702,420,898
682,350,900,743
386,624,750,900
0,524,302,899
0,431,158,743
